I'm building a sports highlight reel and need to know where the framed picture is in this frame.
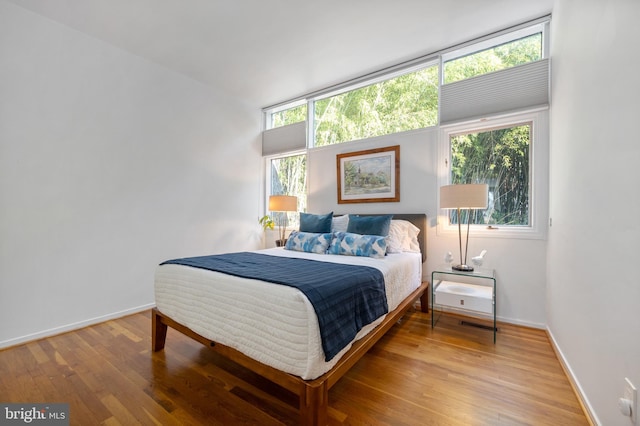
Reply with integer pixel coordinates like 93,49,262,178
337,145,400,204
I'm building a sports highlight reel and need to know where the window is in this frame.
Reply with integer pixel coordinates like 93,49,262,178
450,122,531,226
269,103,307,129
313,65,438,146
264,20,547,144
439,111,548,239
262,18,550,237
266,152,307,227
443,32,543,84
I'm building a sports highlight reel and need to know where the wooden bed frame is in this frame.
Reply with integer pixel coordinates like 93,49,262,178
152,214,428,425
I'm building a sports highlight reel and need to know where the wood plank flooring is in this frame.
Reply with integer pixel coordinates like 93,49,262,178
0,308,589,425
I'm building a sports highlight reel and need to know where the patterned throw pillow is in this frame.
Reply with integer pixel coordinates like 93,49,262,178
284,231,333,254
327,232,387,259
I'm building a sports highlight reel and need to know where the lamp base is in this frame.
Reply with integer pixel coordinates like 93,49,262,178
452,264,474,272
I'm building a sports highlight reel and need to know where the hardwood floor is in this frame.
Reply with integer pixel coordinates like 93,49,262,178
0,308,589,425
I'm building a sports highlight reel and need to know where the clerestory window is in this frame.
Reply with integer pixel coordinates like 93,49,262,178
312,64,439,147
443,31,543,84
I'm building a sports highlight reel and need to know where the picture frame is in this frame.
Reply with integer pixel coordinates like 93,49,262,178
337,145,400,204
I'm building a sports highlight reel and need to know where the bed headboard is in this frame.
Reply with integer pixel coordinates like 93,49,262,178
335,213,427,263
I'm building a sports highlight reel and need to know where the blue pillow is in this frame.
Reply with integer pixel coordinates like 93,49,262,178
285,231,333,254
299,212,333,233
346,215,393,236
327,232,387,259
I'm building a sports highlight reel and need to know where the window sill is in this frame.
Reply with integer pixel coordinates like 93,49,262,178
437,220,547,240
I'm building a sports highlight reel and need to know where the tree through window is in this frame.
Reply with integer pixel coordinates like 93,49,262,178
269,153,307,225
313,65,438,146
450,123,531,226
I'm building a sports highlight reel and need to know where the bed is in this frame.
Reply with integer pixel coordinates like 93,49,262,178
152,213,428,425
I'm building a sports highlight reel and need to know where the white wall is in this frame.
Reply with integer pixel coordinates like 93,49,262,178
308,127,547,327
0,2,263,347
548,0,640,424
7,3,634,423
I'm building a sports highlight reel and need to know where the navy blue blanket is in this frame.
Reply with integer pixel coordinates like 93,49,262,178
161,252,388,361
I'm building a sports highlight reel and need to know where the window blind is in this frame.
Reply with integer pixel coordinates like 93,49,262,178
440,58,549,125
261,121,307,156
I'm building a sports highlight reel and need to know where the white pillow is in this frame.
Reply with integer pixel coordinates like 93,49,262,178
386,220,421,253
331,215,349,232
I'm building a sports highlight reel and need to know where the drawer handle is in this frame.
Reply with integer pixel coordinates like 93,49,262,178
460,299,464,305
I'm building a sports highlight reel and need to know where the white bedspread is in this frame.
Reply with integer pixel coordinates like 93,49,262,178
154,248,421,380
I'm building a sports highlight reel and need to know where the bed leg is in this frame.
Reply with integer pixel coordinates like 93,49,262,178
420,284,429,313
152,308,168,352
300,381,328,426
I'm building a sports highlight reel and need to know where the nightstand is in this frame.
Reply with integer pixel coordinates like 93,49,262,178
431,265,497,342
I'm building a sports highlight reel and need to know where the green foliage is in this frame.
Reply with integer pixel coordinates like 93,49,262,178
314,66,438,146
272,104,307,127
451,124,531,225
444,33,542,84
258,215,275,231
270,154,307,220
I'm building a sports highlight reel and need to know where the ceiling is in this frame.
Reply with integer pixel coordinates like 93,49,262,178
7,0,555,108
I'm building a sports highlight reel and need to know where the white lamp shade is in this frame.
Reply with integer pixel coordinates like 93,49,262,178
440,184,488,209
269,195,298,212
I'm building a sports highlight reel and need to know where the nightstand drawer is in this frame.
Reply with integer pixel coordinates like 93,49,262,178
435,280,493,314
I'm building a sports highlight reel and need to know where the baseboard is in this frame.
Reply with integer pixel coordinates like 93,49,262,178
0,303,156,350
498,315,545,329
546,327,600,426
434,305,546,329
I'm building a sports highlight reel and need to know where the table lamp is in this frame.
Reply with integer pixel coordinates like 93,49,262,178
268,195,298,246
440,184,488,271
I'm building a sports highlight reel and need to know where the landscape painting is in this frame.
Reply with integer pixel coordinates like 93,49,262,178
337,145,400,204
